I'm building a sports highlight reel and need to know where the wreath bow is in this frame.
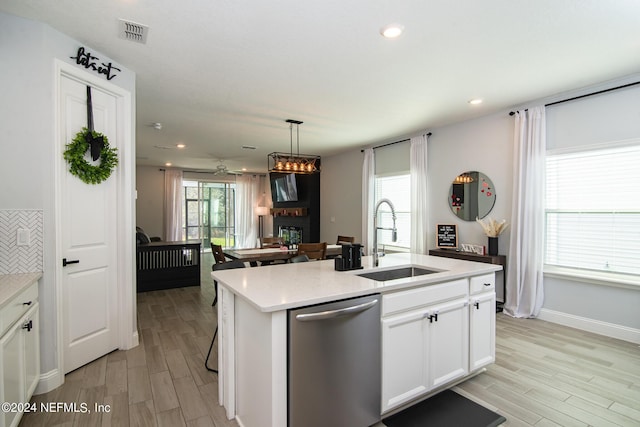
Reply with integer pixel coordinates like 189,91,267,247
85,86,105,161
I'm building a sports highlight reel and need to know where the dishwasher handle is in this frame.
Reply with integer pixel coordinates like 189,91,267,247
295,298,378,321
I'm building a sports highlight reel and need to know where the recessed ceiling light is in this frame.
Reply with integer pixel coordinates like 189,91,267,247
468,99,483,105
165,162,172,166
242,168,247,171
176,143,186,149
380,24,404,38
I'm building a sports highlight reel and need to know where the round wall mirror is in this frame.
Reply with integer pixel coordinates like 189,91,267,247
448,171,496,221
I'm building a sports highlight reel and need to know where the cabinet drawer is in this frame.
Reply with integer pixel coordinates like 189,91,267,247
0,281,38,336
382,278,468,317
470,274,495,295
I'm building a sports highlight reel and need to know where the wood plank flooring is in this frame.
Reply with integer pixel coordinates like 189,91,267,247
20,253,239,427
20,252,640,426
453,313,640,427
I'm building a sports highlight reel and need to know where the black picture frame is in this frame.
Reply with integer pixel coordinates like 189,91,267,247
436,224,458,248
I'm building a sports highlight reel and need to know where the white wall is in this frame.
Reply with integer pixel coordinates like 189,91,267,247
0,12,136,376
427,112,514,254
320,149,364,244
321,75,640,337
136,165,165,238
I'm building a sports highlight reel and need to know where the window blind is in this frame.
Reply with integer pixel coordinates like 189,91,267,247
375,174,411,248
545,142,640,276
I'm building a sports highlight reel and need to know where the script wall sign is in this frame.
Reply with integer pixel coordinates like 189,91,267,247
70,47,121,81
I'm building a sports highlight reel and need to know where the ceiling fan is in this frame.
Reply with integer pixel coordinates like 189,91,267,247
213,159,230,176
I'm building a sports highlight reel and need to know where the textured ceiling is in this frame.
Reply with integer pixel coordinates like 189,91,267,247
2,0,640,173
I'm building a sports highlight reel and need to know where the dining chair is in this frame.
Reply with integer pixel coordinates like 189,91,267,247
297,242,327,260
211,259,245,306
210,243,227,305
259,236,286,266
207,259,246,373
290,254,309,263
336,235,355,245
260,236,285,248
210,242,227,264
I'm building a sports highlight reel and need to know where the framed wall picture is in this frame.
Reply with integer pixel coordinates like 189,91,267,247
436,224,458,249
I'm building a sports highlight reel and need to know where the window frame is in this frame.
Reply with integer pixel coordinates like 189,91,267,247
182,179,236,249
543,139,640,286
374,172,411,251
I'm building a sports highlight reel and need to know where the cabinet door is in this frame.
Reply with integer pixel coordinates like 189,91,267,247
1,322,24,427
427,298,469,390
23,304,40,399
381,308,429,412
469,292,495,371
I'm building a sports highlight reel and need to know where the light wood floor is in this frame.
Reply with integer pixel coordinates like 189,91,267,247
21,253,640,426
454,313,640,427
20,253,239,427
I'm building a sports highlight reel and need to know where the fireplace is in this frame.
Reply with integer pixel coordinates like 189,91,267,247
278,226,303,245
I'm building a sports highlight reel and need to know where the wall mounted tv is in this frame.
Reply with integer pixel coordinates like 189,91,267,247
272,173,298,202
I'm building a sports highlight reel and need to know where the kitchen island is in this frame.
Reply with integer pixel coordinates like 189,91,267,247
212,253,501,427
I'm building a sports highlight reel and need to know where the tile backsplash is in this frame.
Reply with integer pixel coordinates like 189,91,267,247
0,209,44,274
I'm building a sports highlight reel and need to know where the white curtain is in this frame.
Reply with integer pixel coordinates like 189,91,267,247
164,169,183,241
410,134,429,254
235,174,260,248
361,148,375,255
506,106,546,318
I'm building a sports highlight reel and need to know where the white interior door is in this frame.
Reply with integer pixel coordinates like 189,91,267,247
59,74,119,373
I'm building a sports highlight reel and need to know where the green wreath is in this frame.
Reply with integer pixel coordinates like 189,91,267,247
64,128,118,184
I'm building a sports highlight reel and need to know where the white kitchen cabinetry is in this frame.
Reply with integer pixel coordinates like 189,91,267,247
381,279,469,413
213,252,502,427
0,279,40,427
469,274,496,371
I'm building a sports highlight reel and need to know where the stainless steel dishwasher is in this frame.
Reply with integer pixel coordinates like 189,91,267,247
288,293,381,427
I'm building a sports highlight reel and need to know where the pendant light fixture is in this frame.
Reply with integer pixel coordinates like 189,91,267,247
268,119,321,174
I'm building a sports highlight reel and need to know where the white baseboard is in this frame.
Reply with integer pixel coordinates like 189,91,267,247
34,368,63,395
34,331,139,396
126,330,139,350
538,308,640,344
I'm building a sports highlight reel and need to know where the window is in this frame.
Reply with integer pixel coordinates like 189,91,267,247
183,180,236,248
545,142,640,276
375,173,411,249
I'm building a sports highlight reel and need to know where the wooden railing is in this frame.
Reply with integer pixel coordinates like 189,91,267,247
136,241,201,292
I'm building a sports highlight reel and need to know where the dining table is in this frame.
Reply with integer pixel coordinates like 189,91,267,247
223,244,342,265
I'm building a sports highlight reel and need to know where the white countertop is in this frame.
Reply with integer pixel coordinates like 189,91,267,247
0,272,42,309
212,253,501,312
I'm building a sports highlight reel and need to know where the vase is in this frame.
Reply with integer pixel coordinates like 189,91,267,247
487,237,498,256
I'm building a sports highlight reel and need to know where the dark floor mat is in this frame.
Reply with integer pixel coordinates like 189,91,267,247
383,389,506,427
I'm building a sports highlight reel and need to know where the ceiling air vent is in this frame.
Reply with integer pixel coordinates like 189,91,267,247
118,19,149,44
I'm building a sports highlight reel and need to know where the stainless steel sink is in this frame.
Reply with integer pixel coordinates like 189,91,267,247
357,266,439,281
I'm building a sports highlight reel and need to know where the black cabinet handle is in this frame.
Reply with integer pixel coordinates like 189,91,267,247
474,301,480,309
22,320,33,332
62,258,80,267
23,301,32,306
484,283,491,287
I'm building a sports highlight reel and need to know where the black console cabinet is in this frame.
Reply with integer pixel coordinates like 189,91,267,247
429,248,507,312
